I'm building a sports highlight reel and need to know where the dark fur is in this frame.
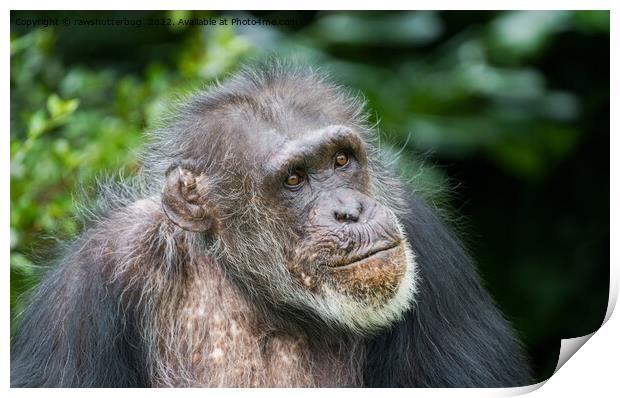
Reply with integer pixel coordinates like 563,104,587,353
11,63,531,387
364,194,531,387
11,237,149,387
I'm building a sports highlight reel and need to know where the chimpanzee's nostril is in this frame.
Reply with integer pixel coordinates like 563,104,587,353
334,205,361,223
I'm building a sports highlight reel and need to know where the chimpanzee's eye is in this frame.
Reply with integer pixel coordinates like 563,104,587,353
285,172,304,188
335,151,349,168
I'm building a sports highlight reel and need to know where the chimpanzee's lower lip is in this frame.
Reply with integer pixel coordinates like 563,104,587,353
329,242,402,270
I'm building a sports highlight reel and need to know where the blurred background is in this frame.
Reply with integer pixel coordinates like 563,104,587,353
10,10,609,383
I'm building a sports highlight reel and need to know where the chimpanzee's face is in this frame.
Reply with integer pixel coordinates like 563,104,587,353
253,124,418,333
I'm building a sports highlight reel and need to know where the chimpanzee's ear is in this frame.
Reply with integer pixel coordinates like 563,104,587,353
161,161,219,233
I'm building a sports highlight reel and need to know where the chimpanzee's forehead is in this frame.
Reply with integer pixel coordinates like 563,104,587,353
239,109,346,159
246,123,354,165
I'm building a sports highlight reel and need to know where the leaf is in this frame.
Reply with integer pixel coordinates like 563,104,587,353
47,94,79,119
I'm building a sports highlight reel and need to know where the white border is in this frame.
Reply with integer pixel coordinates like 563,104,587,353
3,3,616,398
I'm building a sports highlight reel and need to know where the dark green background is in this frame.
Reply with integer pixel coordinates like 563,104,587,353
10,10,610,383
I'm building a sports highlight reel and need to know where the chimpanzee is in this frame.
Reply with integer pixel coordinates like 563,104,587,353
11,62,531,387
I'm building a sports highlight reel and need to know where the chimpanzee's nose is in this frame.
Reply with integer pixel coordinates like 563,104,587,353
333,197,363,223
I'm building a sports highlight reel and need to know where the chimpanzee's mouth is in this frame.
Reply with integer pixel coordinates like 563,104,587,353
329,241,403,270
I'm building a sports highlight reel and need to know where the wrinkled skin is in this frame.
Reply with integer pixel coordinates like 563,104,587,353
260,125,410,306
